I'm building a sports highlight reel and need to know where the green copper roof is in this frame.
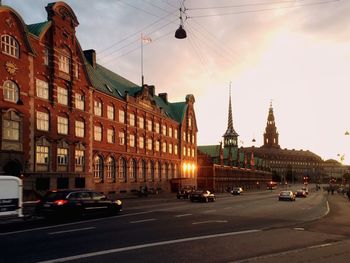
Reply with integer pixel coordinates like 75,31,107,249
27,21,51,37
85,61,188,124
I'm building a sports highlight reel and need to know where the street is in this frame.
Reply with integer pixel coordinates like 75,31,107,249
1,187,350,263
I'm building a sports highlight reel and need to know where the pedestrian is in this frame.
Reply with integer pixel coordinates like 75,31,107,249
346,190,350,201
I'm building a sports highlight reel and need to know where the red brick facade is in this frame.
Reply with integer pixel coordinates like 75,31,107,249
0,3,197,200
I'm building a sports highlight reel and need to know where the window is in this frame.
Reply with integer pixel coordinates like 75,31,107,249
43,48,49,65
169,144,173,154
57,87,68,105
155,140,160,152
1,35,19,58
107,105,114,120
192,148,195,157
93,155,103,179
118,158,127,182
3,111,20,141
147,120,152,131
130,159,137,181
36,145,49,164
106,157,116,180
183,146,186,156
94,100,102,116
192,134,195,144
36,79,49,99
169,127,173,138
147,138,152,150
162,125,166,136
139,136,144,149
162,142,167,153
139,117,144,129
75,93,85,110
155,123,160,133
57,116,68,135
3,80,19,103
94,125,102,141
119,131,125,145
75,120,85,137
174,129,178,139
129,113,135,126
187,147,191,157
59,49,70,74
36,111,49,131
188,116,192,127
187,133,191,143
175,145,178,155
75,150,84,166
183,132,186,141
130,134,135,147
57,148,68,165
119,110,125,123
107,128,115,143
74,63,79,79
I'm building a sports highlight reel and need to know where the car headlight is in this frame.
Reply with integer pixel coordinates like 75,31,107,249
114,200,122,206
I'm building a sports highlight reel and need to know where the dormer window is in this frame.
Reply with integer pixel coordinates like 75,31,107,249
59,48,71,74
1,35,19,58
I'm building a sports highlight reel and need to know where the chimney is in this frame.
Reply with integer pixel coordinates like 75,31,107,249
84,49,96,68
148,85,155,96
158,93,168,103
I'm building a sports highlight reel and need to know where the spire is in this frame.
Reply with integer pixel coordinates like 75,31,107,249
223,82,239,148
262,101,280,149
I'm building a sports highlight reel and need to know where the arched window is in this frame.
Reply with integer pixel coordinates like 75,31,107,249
169,163,174,180
166,163,170,180
57,140,69,172
161,163,166,181
94,155,103,180
106,156,116,181
1,35,19,58
154,161,159,181
3,80,19,103
140,160,146,182
130,159,137,182
150,161,155,182
2,110,21,142
118,157,127,182
35,137,50,172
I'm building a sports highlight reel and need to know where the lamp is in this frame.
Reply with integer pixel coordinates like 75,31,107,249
175,25,187,39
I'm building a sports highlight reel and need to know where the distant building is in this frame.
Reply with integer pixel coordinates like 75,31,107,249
241,103,323,184
0,2,197,200
197,88,271,192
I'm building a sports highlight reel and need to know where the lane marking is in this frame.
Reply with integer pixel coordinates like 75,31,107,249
224,207,233,210
130,219,156,224
37,229,261,263
293,227,304,231
48,227,95,235
0,211,155,236
203,209,216,213
175,214,192,218
192,220,228,225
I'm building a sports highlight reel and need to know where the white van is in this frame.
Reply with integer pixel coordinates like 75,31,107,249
0,176,23,219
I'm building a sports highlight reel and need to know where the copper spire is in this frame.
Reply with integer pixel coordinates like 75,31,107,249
223,82,238,148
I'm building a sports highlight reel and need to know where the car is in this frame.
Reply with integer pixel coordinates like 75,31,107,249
295,189,307,198
231,187,243,195
301,187,309,195
177,188,192,199
278,190,296,201
190,190,215,202
36,189,122,219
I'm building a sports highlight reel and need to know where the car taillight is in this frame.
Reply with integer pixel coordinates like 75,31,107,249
54,199,68,206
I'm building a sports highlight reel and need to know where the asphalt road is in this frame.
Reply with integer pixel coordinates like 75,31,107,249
1,187,349,263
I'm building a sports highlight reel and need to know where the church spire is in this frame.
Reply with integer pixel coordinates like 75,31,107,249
262,101,280,149
223,83,238,148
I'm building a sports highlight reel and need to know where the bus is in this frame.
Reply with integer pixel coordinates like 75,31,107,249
267,181,278,190
0,176,23,219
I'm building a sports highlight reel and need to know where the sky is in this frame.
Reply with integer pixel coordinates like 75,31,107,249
4,0,350,163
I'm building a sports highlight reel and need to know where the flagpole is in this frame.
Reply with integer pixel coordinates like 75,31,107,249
141,33,144,86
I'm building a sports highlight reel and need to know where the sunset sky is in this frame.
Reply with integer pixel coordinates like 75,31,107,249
6,0,350,163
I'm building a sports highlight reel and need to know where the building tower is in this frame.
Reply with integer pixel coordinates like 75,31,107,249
223,84,239,149
262,102,280,149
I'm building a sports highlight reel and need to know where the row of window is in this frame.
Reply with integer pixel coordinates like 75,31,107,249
93,156,183,182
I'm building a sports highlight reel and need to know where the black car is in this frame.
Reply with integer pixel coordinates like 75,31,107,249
36,189,122,219
190,190,215,202
177,188,193,199
231,187,243,195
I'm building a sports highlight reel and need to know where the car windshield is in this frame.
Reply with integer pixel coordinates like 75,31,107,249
280,192,291,196
43,191,68,201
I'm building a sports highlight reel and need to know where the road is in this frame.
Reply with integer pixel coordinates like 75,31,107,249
1,187,349,263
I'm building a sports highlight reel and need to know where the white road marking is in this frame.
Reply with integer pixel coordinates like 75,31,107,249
175,214,192,217
0,211,155,236
293,227,304,231
192,220,228,225
48,227,95,235
36,229,261,263
203,209,216,213
130,219,156,224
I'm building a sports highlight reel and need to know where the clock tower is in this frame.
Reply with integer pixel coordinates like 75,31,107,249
262,102,280,149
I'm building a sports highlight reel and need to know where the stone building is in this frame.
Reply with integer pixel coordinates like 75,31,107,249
0,2,197,200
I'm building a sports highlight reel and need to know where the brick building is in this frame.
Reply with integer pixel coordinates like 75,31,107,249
0,2,197,200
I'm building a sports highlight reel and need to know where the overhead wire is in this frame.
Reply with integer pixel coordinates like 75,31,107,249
187,0,340,18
